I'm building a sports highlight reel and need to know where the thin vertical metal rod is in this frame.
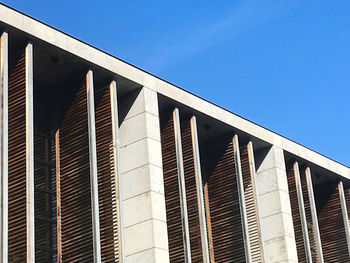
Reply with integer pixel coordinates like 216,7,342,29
110,80,125,263
0,31,8,263
173,108,192,263
293,162,312,263
247,141,265,262
338,181,350,256
25,43,35,263
233,135,252,263
86,70,102,263
305,167,324,263
190,116,209,263
55,130,62,263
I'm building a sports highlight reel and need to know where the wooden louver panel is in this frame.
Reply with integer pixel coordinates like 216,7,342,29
240,145,263,263
205,139,246,262
300,170,320,262
59,79,94,262
94,84,119,262
161,113,186,262
8,52,27,262
181,119,202,262
345,189,350,233
316,184,349,262
287,165,307,262
34,132,57,262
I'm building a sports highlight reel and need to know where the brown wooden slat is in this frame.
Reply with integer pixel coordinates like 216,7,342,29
300,170,320,262
204,184,215,262
287,165,307,262
94,85,119,262
161,113,186,262
181,119,202,262
345,188,350,230
240,144,263,263
205,138,246,263
59,80,94,262
316,183,350,262
34,133,57,263
8,52,27,262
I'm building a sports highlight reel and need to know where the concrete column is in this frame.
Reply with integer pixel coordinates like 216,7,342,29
255,145,298,263
119,87,169,263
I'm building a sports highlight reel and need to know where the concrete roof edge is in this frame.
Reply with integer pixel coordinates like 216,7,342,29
0,2,349,178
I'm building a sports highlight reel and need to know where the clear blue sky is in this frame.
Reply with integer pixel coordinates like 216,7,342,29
3,0,350,166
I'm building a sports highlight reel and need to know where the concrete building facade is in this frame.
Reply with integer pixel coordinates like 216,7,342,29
0,3,349,263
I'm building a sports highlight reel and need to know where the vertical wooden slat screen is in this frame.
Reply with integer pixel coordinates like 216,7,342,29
205,137,246,262
286,163,311,263
287,165,306,262
161,110,190,262
316,183,349,262
203,184,214,262
94,81,120,262
304,168,323,262
34,132,57,262
59,76,94,262
181,118,203,262
240,142,264,263
0,31,8,263
338,181,350,256
300,169,320,262
190,116,210,263
110,81,124,262
345,186,350,257
345,186,350,221
233,135,251,262
8,50,27,262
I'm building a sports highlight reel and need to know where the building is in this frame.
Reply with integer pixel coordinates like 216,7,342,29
0,3,349,263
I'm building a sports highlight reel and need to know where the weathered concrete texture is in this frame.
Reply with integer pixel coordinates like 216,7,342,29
255,146,298,263
119,87,169,262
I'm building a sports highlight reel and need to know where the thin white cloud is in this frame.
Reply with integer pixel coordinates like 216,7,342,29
143,0,296,73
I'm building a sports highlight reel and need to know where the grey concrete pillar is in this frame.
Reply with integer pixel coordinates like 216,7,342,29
255,145,298,263
119,87,169,263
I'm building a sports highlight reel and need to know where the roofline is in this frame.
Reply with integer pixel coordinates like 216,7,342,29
0,2,349,178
